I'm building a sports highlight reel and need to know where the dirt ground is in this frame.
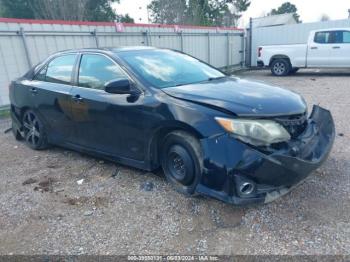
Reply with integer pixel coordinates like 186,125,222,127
0,69,349,255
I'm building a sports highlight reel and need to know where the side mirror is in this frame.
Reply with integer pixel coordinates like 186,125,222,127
104,79,135,94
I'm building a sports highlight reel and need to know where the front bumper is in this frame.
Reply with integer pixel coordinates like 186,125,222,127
197,105,335,205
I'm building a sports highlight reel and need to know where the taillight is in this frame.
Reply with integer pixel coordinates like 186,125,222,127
258,47,262,57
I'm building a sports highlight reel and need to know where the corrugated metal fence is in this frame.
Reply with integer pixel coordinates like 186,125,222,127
250,19,350,66
0,18,244,106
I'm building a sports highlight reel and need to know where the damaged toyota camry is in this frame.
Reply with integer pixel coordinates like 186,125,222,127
9,47,335,205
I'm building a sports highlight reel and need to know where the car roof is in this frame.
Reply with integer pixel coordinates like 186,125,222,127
57,46,158,55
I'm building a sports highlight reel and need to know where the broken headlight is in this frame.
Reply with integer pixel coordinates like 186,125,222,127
215,117,291,146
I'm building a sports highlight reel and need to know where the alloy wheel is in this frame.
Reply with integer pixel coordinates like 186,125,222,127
23,111,41,148
273,62,286,75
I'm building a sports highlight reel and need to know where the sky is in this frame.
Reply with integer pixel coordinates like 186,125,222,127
113,0,350,27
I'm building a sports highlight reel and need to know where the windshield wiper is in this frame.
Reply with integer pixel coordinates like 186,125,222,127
172,76,227,87
174,83,188,87
207,76,227,81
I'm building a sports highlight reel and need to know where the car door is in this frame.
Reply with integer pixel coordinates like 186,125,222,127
329,30,350,67
29,54,77,143
307,31,332,67
70,53,146,161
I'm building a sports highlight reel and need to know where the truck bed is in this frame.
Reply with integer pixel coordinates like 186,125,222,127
259,44,308,68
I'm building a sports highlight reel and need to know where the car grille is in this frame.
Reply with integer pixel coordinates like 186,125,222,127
274,113,308,139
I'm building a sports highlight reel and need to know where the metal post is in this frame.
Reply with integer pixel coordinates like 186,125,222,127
207,32,211,64
18,27,32,68
92,29,99,48
241,33,245,67
226,33,230,68
248,17,253,67
143,30,150,46
180,31,184,52
148,30,152,46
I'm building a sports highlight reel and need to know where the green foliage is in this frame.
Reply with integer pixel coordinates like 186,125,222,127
231,0,250,12
84,0,119,22
147,0,187,24
0,0,134,22
0,0,35,19
186,0,213,26
0,108,10,119
270,2,301,23
117,14,134,23
148,0,251,26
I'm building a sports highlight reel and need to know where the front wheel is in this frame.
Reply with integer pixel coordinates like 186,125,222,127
161,131,203,196
22,110,49,150
271,59,291,76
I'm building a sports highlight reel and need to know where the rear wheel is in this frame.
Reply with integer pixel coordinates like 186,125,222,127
271,59,291,76
11,121,22,141
22,110,49,150
161,131,203,196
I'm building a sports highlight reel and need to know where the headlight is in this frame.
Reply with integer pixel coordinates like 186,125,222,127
215,117,291,146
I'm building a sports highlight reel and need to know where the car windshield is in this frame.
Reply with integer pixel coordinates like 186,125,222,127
117,49,225,89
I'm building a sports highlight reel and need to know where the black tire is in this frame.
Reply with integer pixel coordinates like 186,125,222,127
161,131,203,196
11,121,23,141
271,59,291,76
22,110,49,150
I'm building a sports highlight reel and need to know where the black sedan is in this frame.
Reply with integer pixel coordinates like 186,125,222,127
9,47,335,205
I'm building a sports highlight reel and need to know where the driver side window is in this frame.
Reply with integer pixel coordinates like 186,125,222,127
78,54,127,90
314,31,332,44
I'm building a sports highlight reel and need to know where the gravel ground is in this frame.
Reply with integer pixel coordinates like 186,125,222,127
0,68,349,255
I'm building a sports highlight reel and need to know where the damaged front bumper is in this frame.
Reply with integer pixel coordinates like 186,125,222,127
197,105,335,205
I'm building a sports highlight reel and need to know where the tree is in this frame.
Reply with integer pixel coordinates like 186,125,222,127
0,0,35,19
0,0,134,22
221,0,251,26
270,2,301,23
147,0,250,26
147,0,187,24
320,14,330,22
186,0,213,26
116,14,134,23
83,0,119,22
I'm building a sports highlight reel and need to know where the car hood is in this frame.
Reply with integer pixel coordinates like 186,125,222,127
162,77,307,117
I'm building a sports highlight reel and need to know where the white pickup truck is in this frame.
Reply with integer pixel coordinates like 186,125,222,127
257,28,350,76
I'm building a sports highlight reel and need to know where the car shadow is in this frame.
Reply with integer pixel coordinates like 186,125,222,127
291,70,350,77
257,69,350,78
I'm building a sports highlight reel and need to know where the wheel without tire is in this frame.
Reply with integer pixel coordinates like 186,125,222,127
22,110,49,150
161,131,203,196
271,59,291,76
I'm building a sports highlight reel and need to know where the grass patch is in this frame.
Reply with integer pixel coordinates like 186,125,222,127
0,108,10,119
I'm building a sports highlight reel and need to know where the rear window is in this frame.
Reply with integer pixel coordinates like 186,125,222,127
34,54,77,85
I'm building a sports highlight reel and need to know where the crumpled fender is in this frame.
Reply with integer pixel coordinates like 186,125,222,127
196,105,335,205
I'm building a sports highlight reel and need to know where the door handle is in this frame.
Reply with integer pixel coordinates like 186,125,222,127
332,46,340,49
30,87,38,94
310,46,318,50
72,94,83,102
